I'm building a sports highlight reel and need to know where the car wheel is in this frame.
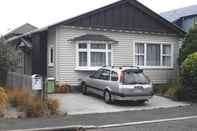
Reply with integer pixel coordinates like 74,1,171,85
81,82,88,95
104,90,112,104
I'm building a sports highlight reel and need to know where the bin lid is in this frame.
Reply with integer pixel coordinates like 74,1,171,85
32,74,41,78
47,77,55,80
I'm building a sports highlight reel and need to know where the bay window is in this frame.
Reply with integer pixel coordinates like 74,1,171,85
77,42,112,69
135,42,173,68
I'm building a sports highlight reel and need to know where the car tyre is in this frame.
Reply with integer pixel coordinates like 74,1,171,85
81,82,88,95
104,90,112,104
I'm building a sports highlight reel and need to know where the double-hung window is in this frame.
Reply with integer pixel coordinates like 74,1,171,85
77,42,112,69
135,42,173,68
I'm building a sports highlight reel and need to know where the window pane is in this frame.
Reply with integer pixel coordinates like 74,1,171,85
163,56,171,66
108,52,111,66
136,55,144,65
91,52,106,66
50,48,53,63
147,44,160,66
163,45,171,55
79,52,87,66
79,43,87,49
91,44,106,49
93,69,103,79
111,71,118,81
100,69,110,80
135,43,144,54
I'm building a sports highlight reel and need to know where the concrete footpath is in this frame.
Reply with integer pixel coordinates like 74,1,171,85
0,104,197,131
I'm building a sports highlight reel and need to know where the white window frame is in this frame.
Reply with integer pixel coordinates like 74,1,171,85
48,45,54,67
133,41,174,69
75,41,113,71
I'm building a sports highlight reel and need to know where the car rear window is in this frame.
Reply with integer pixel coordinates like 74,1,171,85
122,70,150,84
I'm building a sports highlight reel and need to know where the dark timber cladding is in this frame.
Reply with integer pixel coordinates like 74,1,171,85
59,0,184,35
31,31,47,77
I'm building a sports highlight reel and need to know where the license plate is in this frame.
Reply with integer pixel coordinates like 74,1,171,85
134,86,144,90
133,89,143,93
133,86,144,93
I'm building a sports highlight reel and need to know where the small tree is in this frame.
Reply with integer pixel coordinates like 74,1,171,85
180,52,197,101
179,26,197,65
0,36,16,85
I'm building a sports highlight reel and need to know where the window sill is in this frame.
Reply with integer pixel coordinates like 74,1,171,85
75,66,102,71
138,66,174,69
48,64,54,67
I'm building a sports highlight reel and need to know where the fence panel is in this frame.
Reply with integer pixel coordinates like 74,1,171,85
7,72,32,91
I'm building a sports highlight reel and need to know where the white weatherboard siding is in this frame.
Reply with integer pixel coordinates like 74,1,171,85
55,26,179,85
47,27,56,78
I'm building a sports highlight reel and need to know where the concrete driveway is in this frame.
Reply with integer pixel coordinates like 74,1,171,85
49,93,189,115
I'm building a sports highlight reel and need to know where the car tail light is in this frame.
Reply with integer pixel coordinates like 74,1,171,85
119,71,124,82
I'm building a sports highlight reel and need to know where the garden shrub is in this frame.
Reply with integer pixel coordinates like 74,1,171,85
0,87,8,116
23,97,44,117
55,83,71,93
179,26,197,65
6,88,29,107
47,98,59,115
5,88,60,118
165,87,177,97
180,52,197,101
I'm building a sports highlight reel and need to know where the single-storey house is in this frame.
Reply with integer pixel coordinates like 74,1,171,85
3,23,37,75
161,4,197,32
6,0,185,86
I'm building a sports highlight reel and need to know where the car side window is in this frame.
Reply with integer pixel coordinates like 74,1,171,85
92,69,103,79
111,71,118,81
99,69,110,80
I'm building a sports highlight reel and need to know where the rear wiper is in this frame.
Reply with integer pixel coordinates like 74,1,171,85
137,82,148,84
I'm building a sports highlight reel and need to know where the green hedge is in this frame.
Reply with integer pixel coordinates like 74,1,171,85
180,52,197,101
179,26,197,65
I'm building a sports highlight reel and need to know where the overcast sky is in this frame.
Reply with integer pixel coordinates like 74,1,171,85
1,0,197,34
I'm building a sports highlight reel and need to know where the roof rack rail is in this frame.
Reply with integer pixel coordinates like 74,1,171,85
122,65,140,68
102,65,140,69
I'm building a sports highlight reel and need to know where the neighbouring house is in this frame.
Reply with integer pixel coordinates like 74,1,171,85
5,0,185,86
161,5,197,32
3,23,38,75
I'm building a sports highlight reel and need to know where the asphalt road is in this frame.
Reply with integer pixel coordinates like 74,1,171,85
1,104,197,131
87,118,197,131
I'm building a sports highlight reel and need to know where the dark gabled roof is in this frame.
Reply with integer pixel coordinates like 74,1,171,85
6,0,185,43
51,0,185,36
70,34,118,43
4,23,38,39
160,4,197,22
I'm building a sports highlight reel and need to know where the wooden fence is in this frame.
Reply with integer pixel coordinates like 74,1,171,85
7,72,32,91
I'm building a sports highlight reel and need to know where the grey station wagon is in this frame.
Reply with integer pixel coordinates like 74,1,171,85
81,66,154,104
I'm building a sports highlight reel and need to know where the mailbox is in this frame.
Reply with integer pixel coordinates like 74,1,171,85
32,74,42,90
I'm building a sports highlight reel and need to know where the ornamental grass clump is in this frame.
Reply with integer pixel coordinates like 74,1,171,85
0,87,8,116
47,98,60,115
5,88,60,118
6,88,29,107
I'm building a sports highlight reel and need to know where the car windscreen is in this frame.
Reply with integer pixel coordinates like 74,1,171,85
122,70,150,84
